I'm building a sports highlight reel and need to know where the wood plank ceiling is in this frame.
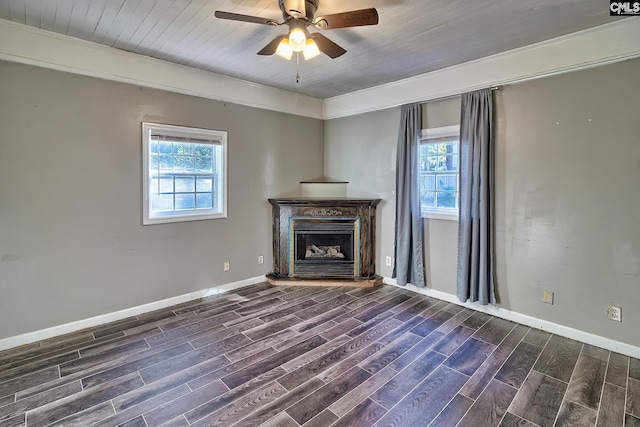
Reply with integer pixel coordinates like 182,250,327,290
0,0,625,99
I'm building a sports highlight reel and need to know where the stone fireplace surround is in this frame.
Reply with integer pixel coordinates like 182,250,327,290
267,198,382,287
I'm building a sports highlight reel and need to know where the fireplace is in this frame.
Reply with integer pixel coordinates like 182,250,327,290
293,219,356,277
267,198,381,286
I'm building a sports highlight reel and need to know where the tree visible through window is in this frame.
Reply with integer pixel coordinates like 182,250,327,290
419,126,460,219
142,123,227,225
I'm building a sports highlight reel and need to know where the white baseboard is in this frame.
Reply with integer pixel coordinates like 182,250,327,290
384,277,640,359
0,276,266,352
3,275,637,359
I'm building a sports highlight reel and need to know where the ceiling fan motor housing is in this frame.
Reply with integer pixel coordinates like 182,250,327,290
279,0,318,20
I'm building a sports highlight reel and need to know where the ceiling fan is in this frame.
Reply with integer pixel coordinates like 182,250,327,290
214,0,379,61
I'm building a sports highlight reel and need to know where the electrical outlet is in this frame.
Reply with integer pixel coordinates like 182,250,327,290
385,256,392,267
608,305,622,322
258,255,264,264
223,261,230,272
543,290,554,304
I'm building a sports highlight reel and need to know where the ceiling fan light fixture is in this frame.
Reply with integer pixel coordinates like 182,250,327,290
275,38,293,60
288,22,307,52
303,38,320,60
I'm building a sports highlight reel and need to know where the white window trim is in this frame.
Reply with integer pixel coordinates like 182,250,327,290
421,125,460,222
142,122,228,225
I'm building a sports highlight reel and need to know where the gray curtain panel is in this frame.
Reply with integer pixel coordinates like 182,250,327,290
457,89,496,305
393,103,426,288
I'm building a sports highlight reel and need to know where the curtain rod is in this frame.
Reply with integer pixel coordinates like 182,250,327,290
396,86,502,108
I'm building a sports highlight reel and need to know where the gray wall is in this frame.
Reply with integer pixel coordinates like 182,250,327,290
324,108,399,281
325,58,640,347
0,61,324,340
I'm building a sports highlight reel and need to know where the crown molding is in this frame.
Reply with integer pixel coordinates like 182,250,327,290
323,19,640,119
1,18,639,122
0,19,324,120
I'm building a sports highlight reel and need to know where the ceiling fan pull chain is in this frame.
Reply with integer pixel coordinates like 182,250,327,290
296,52,300,83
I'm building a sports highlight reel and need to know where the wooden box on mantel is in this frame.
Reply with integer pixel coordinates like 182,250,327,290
267,198,382,287
300,177,348,198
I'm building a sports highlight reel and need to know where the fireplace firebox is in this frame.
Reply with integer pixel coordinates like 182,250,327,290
293,219,356,277
267,198,381,286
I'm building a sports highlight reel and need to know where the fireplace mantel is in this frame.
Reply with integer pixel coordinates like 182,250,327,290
267,198,382,287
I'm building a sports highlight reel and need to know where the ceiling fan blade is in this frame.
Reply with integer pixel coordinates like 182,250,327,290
257,35,286,56
281,0,306,18
314,8,379,29
214,11,278,26
310,33,346,59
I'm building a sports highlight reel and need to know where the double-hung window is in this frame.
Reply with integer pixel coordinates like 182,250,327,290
419,125,460,221
142,122,227,225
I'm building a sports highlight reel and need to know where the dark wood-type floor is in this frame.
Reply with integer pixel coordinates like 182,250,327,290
1,283,639,427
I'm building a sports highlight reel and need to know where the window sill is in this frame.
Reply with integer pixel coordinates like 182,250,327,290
422,211,459,222
143,211,227,225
